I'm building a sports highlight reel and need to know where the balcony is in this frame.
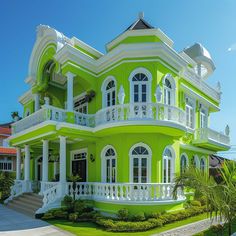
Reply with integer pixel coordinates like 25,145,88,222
11,103,186,135
193,128,230,151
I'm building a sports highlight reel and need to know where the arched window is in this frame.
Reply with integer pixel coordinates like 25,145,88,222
193,155,200,169
102,77,116,108
180,153,188,174
101,146,117,183
163,74,175,106
129,143,152,183
129,68,152,103
163,147,175,183
200,157,206,172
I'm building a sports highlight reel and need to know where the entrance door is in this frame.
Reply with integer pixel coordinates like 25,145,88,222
71,150,87,182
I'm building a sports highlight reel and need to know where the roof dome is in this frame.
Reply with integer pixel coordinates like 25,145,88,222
184,43,215,78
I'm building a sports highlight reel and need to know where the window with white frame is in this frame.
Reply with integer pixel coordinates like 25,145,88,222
130,144,151,183
180,154,188,174
186,97,195,129
104,80,116,108
163,147,175,183
0,157,13,171
102,147,116,183
193,155,200,169
74,94,88,114
132,73,149,103
200,106,208,128
163,75,175,106
200,157,206,172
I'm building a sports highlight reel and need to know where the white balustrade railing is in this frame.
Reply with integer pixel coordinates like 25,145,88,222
12,103,186,135
95,103,186,126
74,111,95,127
40,181,58,193
182,69,221,102
66,182,185,202
4,180,24,203
42,182,60,208
12,108,47,134
195,128,230,146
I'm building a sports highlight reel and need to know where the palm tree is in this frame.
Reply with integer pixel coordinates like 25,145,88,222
173,161,236,236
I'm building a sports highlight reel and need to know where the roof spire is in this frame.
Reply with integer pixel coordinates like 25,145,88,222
138,12,144,19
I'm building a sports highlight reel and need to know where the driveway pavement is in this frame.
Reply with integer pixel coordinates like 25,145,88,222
0,205,73,236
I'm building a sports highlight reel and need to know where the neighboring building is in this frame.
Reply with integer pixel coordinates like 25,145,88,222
0,124,16,172
6,14,230,215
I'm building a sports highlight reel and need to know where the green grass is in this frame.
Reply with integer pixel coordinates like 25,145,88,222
48,213,208,236
194,220,236,236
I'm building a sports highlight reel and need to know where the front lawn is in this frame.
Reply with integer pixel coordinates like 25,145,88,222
49,213,208,236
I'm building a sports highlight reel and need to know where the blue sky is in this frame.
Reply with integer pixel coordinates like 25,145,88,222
0,0,236,143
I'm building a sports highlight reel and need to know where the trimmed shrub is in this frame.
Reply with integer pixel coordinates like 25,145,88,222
130,211,146,221
146,211,161,219
62,195,74,212
79,211,99,220
53,210,68,219
68,213,78,222
41,212,54,220
117,208,129,220
198,196,207,206
190,200,201,207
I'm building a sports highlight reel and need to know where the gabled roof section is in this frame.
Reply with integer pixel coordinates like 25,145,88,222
126,13,154,31
106,12,173,52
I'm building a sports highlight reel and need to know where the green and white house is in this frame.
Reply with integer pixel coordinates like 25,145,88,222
6,14,230,215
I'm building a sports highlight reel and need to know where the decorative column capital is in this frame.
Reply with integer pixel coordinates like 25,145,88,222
66,72,76,80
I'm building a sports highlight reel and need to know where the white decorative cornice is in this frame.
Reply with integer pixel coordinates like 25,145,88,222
106,28,174,51
18,90,33,105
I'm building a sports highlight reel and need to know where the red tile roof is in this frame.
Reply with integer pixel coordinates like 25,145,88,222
0,147,16,155
0,127,11,135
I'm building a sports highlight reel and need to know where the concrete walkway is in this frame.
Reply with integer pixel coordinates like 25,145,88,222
152,217,222,236
0,205,73,236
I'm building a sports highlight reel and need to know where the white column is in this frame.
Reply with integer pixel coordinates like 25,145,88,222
66,72,75,112
34,93,40,111
42,140,49,182
16,147,21,180
24,145,30,181
59,136,66,183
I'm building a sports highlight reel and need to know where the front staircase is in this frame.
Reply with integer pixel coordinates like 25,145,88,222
6,193,43,217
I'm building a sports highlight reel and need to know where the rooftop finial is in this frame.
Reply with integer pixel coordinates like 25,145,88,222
138,12,144,19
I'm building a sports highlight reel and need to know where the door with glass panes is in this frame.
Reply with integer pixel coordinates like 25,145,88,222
71,150,87,182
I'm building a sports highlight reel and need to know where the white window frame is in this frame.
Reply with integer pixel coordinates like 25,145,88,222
129,142,152,183
70,148,88,181
0,157,13,172
101,145,117,183
128,68,152,103
200,156,206,172
162,146,175,183
180,153,189,174
193,155,200,169
163,74,176,106
199,105,208,128
101,76,117,108
185,96,196,129
73,92,88,114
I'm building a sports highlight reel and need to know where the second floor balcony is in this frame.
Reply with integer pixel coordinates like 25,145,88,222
12,103,186,135
11,103,230,150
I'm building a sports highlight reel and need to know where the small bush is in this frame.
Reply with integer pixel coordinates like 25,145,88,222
198,196,207,206
53,210,68,219
130,211,146,221
210,224,224,233
146,211,161,219
117,208,129,220
79,211,98,220
62,195,74,212
42,212,54,220
68,213,78,222
190,200,201,207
